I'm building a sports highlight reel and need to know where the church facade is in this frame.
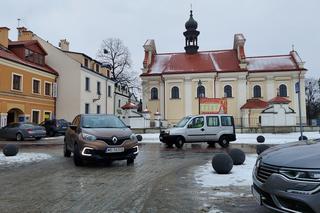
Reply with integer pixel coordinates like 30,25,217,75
140,11,307,127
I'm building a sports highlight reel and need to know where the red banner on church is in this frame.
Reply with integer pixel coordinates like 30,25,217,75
199,98,227,114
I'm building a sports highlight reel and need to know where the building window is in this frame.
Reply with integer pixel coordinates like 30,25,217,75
85,103,90,114
12,74,22,91
118,100,121,107
25,49,44,65
97,81,101,95
171,86,179,99
45,82,52,96
197,85,205,98
44,112,51,121
224,85,232,98
253,85,261,98
107,70,110,78
32,110,40,124
97,105,101,114
32,79,40,94
279,84,287,97
151,87,158,100
108,85,112,97
84,58,89,67
85,77,90,91
96,64,100,72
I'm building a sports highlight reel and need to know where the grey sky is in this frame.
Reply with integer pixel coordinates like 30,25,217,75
1,0,319,78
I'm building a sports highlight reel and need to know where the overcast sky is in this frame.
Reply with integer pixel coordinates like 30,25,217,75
1,0,319,78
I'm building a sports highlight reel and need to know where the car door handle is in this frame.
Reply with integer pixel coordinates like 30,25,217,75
201,128,205,131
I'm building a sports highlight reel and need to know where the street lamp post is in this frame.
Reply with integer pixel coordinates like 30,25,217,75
198,80,202,114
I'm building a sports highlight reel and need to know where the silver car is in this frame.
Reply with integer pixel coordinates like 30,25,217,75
252,139,320,213
0,122,46,141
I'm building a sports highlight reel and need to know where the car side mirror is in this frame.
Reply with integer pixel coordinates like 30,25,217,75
127,125,131,129
69,125,77,131
173,125,176,127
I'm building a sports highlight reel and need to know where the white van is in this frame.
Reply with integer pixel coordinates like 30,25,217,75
159,114,236,148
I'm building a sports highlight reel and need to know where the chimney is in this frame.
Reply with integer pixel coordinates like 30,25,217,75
0,27,10,48
17,27,33,41
59,39,69,51
233,33,247,70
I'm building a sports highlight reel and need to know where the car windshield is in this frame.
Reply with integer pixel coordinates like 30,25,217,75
82,115,127,128
175,116,191,127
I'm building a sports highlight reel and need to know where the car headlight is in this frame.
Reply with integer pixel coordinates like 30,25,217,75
81,133,96,142
165,130,170,134
130,134,137,142
280,169,320,182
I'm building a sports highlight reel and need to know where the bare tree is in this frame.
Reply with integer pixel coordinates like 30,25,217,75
96,38,140,95
305,78,320,125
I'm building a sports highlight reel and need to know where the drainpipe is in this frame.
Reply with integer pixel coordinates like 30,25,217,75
214,74,217,98
162,76,166,120
298,70,303,139
54,76,58,119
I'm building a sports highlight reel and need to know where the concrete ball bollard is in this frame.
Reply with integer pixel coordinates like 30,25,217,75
256,135,265,143
256,144,270,155
211,153,233,174
3,144,19,157
298,135,308,141
136,135,143,141
228,148,246,165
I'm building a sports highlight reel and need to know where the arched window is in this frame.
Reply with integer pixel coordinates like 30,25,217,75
224,85,232,98
151,87,158,100
197,85,205,98
171,86,179,99
279,84,287,97
253,85,261,98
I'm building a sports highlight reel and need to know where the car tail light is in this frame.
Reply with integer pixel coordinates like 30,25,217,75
27,129,33,133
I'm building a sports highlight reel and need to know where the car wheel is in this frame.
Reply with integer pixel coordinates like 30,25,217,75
35,137,41,141
64,140,71,157
165,141,174,148
73,144,84,166
16,133,24,141
127,158,134,165
218,136,229,148
175,137,184,149
49,130,55,137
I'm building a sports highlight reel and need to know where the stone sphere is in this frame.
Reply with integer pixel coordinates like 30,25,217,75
256,144,270,155
211,153,233,174
256,135,265,143
228,148,246,165
136,135,143,141
298,135,308,141
3,144,19,157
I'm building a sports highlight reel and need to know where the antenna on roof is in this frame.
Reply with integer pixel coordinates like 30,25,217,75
17,18,21,27
292,44,295,52
190,3,192,10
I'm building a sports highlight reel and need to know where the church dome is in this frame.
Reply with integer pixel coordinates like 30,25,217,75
185,10,198,30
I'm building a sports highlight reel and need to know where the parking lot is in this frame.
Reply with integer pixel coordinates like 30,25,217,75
0,138,270,213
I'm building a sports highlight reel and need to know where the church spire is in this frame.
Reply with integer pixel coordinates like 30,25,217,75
183,10,200,54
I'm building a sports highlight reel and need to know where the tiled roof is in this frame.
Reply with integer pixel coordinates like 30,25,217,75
9,40,48,55
141,49,304,76
0,44,58,76
269,96,291,104
121,102,138,110
240,99,269,109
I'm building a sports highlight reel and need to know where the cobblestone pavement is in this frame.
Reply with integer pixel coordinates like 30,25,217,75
0,142,270,213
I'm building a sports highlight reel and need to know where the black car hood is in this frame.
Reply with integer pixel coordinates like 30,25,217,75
82,128,132,138
261,139,320,169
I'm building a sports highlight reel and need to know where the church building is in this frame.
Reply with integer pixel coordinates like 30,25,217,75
140,10,307,127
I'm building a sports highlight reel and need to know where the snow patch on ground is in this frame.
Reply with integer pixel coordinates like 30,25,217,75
194,154,257,187
0,153,52,166
139,132,320,144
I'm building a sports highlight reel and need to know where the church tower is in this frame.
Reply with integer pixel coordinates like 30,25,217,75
183,10,200,54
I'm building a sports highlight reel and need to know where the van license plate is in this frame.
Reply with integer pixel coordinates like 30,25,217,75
251,186,262,205
105,147,124,153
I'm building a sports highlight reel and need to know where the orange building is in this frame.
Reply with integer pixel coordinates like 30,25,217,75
0,27,58,127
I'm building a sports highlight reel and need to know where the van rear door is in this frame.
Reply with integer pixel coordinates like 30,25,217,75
205,115,220,142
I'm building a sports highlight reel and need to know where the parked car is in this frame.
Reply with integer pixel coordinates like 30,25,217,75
159,114,236,148
64,114,139,166
0,122,46,141
252,139,320,213
40,119,69,137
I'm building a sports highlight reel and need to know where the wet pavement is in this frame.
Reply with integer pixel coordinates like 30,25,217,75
0,141,270,213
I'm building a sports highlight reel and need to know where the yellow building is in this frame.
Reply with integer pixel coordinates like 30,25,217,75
140,11,307,127
0,27,58,126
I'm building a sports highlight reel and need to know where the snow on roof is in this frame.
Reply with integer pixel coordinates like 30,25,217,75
246,55,297,71
149,54,171,74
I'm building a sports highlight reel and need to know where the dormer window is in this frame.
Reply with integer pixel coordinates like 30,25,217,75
24,48,44,65
84,58,89,67
96,64,100,72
